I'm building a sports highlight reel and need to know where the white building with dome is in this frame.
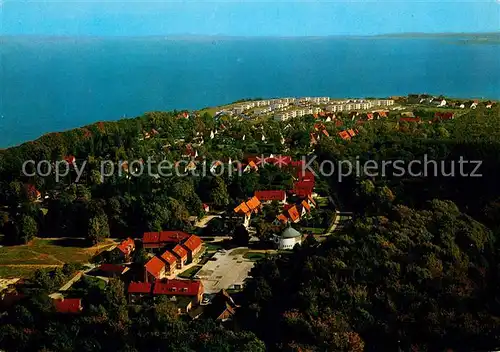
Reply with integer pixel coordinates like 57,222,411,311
274,227,302,250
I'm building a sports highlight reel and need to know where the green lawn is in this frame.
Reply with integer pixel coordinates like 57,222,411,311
315,197,329,208
300,227,327,234
243,252,267,261
0,238,116,278
178,265,202,279
203,242,224,252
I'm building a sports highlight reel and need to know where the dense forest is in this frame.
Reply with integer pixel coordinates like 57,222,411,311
1,101,500,350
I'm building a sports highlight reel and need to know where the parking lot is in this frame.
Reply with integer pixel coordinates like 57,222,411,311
196,247,255,294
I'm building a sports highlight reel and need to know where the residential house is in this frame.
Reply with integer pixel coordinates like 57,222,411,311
153,279,204,307
204,289,238,322
160,250,178,276
254,190,287,204
297,170,315,183
435,112,455,120
307,195,316,209
202,203,210,212
347,129,356,138
54,298,83,314
128,282,153,302
287,206,300,223
339,131,351,141
145,256,167,282
401,111,415,118
115,238,135,260
234,196,261,228
276,214,289,224
300,200,312,217
172,244,188,269
181,235,203,263
293,181,315,198
244,161,259,173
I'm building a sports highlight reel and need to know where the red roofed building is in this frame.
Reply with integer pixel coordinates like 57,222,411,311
128,282,153,302
153,279,204,304
290,160,304,168
97,264,129,276
116,238,135,259
54,298,82,314
297,170,315,182
287,206,300,223
172,244,188,269
145,256,166,282
293,180,315,198
142,232,160,249
435,112,455,120
339,131,351,141
255,190,287,204
160,250,178,276
142,231,191,250
64,155,76,165
181,235,203,263
400,117,421,123
276,214,288,224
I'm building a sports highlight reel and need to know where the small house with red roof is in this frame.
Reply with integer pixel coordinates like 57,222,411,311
276,214,289,224
202,203,210,212
64,155,76,166
244,160,259,173
144,256,167,282
160,250,178,276
287,206,300,223
297,170,315,183
338,131,351,141
181,235,203,263
54,298,83,314
347,129,356,138
293,181,315,198
254,190,287,204
172,244,188,269
114,238,135,260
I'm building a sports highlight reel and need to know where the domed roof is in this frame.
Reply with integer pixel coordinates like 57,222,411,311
281,227,301,239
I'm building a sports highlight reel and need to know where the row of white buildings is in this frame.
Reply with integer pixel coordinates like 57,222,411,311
274,107,324,121
324,99,394,113
227,97,394,120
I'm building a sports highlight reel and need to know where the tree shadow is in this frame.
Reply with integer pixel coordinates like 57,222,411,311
47,238,90,248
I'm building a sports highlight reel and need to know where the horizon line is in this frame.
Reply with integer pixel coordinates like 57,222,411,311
1,31,499,39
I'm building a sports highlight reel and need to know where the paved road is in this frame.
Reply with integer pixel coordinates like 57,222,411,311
196,248,255,294
193,215,221,228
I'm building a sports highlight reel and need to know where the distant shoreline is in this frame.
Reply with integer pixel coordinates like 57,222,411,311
1,32,499,40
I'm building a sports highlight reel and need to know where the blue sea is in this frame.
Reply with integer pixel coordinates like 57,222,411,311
1,36,499,148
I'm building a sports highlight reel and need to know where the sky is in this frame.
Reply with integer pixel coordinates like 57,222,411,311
1,0,499,37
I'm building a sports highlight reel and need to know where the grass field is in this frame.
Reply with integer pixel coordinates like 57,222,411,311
203,242,224,252
0,238,117,278
300,227,327,234
243,252,267,261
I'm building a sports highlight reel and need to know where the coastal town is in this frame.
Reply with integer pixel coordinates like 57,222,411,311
0,93,498,351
